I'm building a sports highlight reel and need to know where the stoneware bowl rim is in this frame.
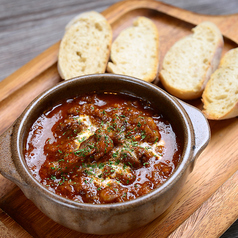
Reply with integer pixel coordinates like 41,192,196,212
13,73,195,210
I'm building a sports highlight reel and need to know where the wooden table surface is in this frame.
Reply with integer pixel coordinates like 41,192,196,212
0,0,238,237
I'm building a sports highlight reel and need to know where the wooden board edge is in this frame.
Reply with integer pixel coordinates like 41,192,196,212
0,208,32,238
102,0,238,43
168,170,238,237
0,42,60,103
1,0,238,105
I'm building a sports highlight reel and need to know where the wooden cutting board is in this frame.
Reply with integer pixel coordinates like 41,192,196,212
0,0,238,237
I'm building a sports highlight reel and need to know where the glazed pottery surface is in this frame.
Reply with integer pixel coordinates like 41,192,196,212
0,74,210,234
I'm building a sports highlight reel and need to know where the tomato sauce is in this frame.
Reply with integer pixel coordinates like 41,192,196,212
24,92,182,204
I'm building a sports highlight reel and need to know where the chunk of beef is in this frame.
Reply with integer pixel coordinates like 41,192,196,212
93,129,114,161
54,116,86,138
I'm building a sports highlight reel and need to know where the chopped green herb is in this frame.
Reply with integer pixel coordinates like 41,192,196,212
51,175,56,180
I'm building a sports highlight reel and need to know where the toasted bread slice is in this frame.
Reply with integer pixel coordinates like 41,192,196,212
202,48,238,120
58,11,112,80
107,16,159,82
160,21,224,100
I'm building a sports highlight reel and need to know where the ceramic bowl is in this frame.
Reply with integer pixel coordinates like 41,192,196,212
0,74,210,234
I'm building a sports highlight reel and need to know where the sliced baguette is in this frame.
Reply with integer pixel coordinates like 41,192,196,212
160,21,224,100
202,48,238,120
58,11,112,80
107,16,159,82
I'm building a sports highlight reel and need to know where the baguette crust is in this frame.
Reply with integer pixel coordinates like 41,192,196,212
202,48,238,120
58,11,112,80
107,16,159,82
159,21,224,100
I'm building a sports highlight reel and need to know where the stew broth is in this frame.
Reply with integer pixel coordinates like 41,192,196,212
24,92,182,204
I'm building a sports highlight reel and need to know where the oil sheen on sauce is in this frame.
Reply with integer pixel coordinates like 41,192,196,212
24,92,182,204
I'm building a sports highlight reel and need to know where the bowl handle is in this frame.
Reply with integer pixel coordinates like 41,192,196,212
0,125,26,187
180,101,211,161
